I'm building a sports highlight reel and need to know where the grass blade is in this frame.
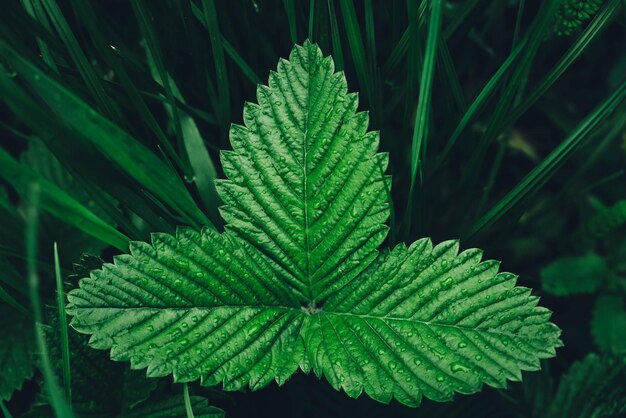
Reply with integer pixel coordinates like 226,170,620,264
1,400,14,418
0,285,30,316
146,53,222,225
53,242,72,407
0,146,129,251
283,0,298,43
25,184,74,418
201,0,231,136
308,0,315,40
430,40,527,175
189,3,262,86
21,0,59,72
0,42,211,229
443,0,481,39
338,0,373,108
39,0,122,124
326,0,344,70
465,79,626,239
364,0,381,125
131,0,191,177
221,37,263,85
500,0,622,130
70,0,184,175
409,0,442,195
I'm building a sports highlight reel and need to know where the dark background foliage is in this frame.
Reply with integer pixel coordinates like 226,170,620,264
1,0,625,417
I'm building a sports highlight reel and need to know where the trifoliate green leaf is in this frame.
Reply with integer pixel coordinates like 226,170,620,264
549,353,626,418
592,295,626,352
0,307,34,401
67,41,562,407
540,254,607,296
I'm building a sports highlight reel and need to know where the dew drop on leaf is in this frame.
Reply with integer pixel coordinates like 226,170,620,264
450,362,469,373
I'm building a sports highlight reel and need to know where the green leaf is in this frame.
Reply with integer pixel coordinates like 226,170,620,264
540,254,607,296
0,307,34,401
576,200,626,245
592,295,626,352
549,353,626,418
67,41,561,407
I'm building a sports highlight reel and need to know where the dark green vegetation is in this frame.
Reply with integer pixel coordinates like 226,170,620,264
1,1,625,417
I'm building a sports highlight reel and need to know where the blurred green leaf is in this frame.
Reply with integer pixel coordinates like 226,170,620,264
541,254,607,296
592,295,626,352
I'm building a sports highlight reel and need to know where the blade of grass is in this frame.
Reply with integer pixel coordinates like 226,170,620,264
131,0,192,178
443,0,481,39
0,285,30,316
500,0,622,130
189,3,262,86
201,0,231,136
221,38,263,85
146,53,222,226
1,400,14,418
39,0,123,124
464,79,626,239
429,39,527,176
21,0,59,72
0,146,129,251
0,254,28,298
437,34,466,115
338,0,373,110
460,0,563,222
474,0,527,215
308,0,315,40
25,183,74,418
409,0,442,195
284,0,298,44
70,0,186,176
326,0,344,70
363,0,381,126
562,113,626,196
53,242,72,407
183,383,195,418
382,3,427,76
0,42,211,229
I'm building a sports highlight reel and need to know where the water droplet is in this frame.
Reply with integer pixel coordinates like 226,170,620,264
436,375,445,382
474,354,483,361
388,361,397,370
174,258,189,268
450,362,469,373
440,277,454,289
457,341,467,349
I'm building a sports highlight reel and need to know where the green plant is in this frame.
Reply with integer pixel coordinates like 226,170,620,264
541,198,626,354
67,41,562,408
1,0,625,416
